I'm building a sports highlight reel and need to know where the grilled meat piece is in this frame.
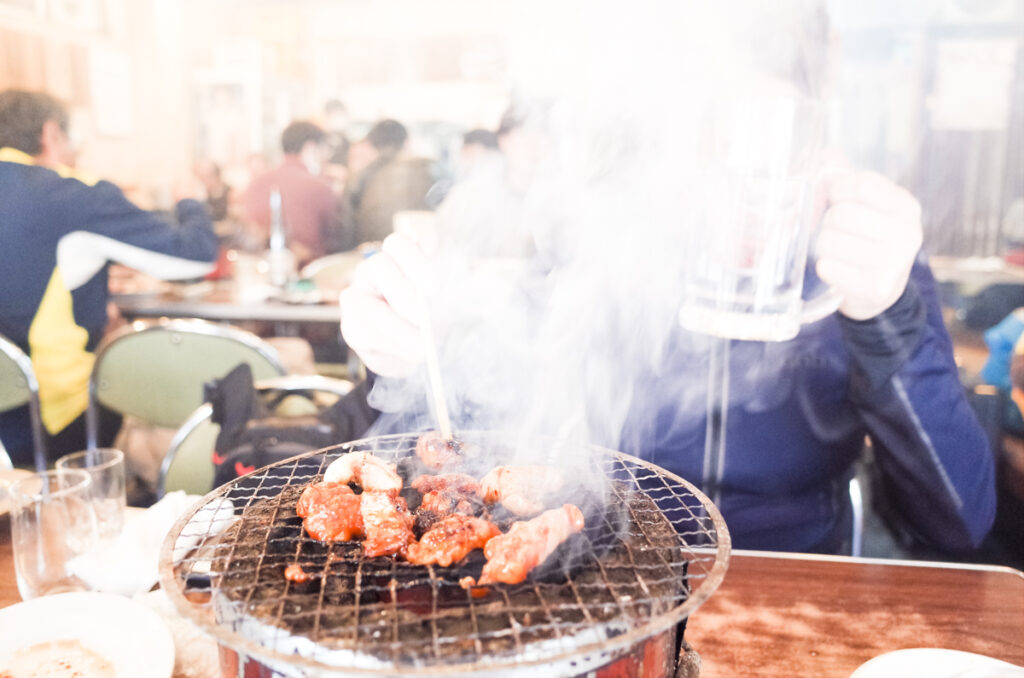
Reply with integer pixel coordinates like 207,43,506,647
361,490,415,558
296,481,364,542
324,451,403,492
411,473,480,495
470,504,585,586
415,431,465,470
413,472,480,524
419,490,475,517
479,465,565,516
284,563,315,583
405,514,501,567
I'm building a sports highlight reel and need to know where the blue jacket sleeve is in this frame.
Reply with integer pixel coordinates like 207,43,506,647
46,177,219,285
839,256,997,552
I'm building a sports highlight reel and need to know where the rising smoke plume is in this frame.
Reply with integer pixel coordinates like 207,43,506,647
366,0,830,472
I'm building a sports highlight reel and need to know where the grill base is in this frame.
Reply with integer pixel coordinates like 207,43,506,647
217,627,683,678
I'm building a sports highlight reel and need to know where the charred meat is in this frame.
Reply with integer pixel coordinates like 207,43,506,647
324,451,403,492
470,504,585,586
415,431,466,470
284,563,315,583
405,515,501,567
479,465,565,516
411,473,480,495
412,472,480,525
296,481,364,542
361,490,416,558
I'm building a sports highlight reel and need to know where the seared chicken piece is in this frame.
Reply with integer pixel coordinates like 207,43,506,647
419,490,474,517
324,451,403,492
413,473,479,519
415,431,465,470
479,465,565,516
411,473,480,495
469,504,585,586
405,514,500,567
361,490,415,558
296,481,364,542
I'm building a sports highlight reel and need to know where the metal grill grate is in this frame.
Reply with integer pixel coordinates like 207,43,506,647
159,432,730,677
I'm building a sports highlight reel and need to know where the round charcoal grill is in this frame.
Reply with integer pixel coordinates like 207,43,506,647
159,432,731,678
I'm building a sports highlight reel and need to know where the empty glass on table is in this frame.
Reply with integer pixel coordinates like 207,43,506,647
9,468,98,600
55,448,126,541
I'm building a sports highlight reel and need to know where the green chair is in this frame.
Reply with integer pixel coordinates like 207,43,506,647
85,319,287,450
0,333,45,470
159,374,353,497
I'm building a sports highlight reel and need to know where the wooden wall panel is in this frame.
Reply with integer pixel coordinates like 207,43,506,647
0,28,46,89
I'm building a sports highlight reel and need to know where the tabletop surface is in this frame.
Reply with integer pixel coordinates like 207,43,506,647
687,549,1024,677
0,523,1021,676
112,284,341,324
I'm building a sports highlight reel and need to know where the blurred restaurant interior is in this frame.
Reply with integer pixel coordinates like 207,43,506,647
0,0,1023,674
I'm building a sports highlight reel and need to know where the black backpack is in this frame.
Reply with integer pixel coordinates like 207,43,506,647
205,364,379,488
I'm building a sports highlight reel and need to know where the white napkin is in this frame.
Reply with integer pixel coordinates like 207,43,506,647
74,491,232,597
134,589,221,678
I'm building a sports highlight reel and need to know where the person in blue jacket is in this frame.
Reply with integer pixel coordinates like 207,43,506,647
0,89,220,466
329,6,997,555
334,166,996,557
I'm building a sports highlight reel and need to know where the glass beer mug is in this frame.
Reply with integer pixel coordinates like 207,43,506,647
678,95,840,342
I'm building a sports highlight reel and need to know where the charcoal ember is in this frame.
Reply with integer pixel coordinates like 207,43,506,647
399,486,422,512
396,455,428,483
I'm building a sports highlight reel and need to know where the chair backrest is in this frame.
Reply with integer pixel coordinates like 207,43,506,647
86,319,287,448
0,333,46,469
159,374,353,497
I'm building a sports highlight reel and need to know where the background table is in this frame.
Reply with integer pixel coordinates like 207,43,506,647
112,289,341,325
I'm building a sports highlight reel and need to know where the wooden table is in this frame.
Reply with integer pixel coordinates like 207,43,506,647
687,549,1024,677
0,527,1020,676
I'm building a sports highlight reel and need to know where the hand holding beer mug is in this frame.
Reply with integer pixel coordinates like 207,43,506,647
679,95,840,342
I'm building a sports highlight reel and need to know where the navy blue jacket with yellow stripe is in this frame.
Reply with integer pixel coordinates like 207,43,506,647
0,148,219,445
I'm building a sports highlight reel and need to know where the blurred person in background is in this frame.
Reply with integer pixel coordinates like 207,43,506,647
320,98,352,198
240,120,338,266
0,89,219,466
193,157,233,222
322,98,351,171
457,128,499,176
434,110,539,258
335,3,998,560
340,118,438,249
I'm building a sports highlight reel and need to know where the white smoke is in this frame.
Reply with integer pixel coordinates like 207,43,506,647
366,0,825,469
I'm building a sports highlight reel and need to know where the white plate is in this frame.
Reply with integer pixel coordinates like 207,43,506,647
851,648,1024,678
0,468,33,515
0,591,175,678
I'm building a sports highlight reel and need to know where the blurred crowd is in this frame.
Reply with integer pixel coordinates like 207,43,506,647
191,98,530,271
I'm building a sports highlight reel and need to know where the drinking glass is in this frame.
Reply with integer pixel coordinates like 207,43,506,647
56,448,126,541
678,95,839,342
9,468,98,600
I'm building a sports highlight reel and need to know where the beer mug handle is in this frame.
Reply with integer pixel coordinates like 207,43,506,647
799,286,843,325
798,163,844,326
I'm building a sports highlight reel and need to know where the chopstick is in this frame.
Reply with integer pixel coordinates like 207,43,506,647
419,296,453,441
